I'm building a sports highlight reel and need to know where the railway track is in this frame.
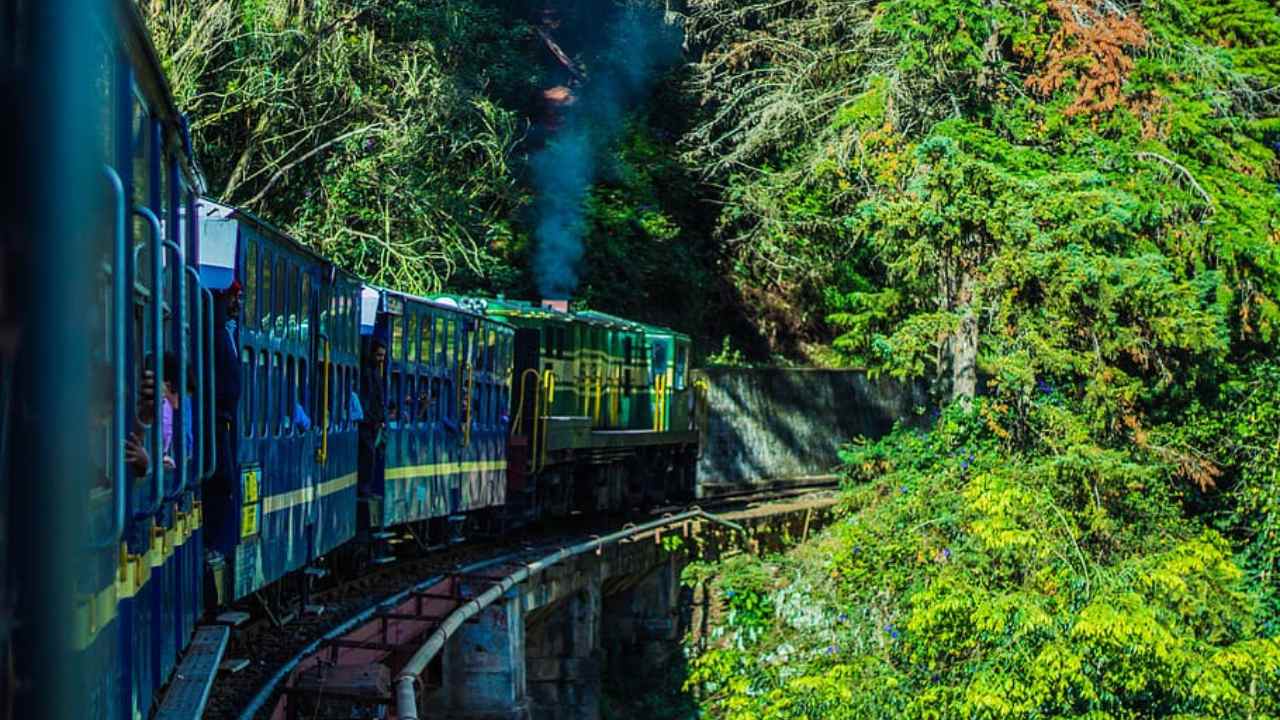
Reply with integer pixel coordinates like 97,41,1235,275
204,483,838,719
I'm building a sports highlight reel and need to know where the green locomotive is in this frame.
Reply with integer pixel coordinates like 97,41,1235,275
432,296,702,521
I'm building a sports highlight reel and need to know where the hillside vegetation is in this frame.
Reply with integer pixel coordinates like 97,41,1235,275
678,0,1280,716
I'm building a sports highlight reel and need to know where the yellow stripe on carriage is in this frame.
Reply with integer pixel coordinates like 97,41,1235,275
260,471,358,515
384,459,508,481
73,502,204,652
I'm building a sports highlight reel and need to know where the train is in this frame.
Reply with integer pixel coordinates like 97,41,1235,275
1,2,706,718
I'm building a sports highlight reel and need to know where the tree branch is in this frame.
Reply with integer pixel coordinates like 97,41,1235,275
1134,151,1215,215
242,124,382,209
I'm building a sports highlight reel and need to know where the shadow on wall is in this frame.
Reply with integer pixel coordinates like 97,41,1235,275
695,368,930,493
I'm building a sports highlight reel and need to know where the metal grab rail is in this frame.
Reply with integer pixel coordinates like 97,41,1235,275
509,368,539,440
201,288,217,481
160,239,187,500
184,266,205,485
539,370,555,472
134,205,165,517
392,508,746,720
93,164,127,549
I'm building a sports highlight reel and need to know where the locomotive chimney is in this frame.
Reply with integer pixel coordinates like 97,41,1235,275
541,299,569,313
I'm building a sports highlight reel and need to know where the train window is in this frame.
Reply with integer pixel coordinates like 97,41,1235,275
434,318,446,365
420,314,432,368
298,358,308,426
623,337,632,365
274,259,285,332
244,240,257,329
258,350,268,437
284,356,295,435
289,265,300,340
271,352,282,436
406,313,418,365
446,320,457,366
332,361,343,427
242,347,254,437
389,370,401,428
94,40,116,165
675,342,688,390
260,251,272,329
159,152,171,258
130,91,150,207
402,375,416,426
389,314,402,364
300,272,311,343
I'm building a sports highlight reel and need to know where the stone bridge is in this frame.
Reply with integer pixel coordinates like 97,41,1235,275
424,497,838,720
274,496,838,720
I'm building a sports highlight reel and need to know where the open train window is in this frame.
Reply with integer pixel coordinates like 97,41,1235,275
260,250,272,330
289,264,300,340
300,271,310,343
389,370,402,429
274,259,284,333
331,364,340,429
674,342,688,391
408,312,419,364
284,355,295,435
427,312,437,366
241,347,253,437
446,319,457,367
257,350,268,437
389,313,402,364
245,239,257,329
429,317,440,366
272,352,283,437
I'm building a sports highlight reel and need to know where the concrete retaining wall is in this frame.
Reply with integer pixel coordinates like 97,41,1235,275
694,368,927,495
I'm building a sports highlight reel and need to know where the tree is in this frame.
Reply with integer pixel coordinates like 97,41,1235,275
142,0,536,294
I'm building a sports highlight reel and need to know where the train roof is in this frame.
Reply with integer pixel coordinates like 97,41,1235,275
432,296,689,338
116,0,206,193
370,285,509,325
573,310,688,339
198,198,362,283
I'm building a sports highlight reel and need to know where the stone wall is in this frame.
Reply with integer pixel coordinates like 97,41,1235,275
694,368,927,495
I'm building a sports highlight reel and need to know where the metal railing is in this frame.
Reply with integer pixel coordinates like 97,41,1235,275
392,508,745,720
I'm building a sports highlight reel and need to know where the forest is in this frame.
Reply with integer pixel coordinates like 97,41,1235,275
143,0,1280,717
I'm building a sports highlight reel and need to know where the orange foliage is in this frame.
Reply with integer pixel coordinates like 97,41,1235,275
1026,0,1149,118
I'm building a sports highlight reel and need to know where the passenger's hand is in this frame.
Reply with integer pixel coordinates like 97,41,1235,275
125,431,150,476
163,455,176,471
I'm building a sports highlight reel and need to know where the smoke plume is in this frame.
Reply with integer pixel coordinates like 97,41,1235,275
530,2,683,300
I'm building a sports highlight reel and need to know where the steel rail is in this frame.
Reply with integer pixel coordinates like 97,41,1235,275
392,508,745,720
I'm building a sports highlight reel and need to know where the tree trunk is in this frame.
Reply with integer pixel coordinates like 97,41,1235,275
937,263,978,405
949,270,978,402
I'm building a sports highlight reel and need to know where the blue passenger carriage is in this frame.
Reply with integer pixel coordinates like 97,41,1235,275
40,1,218,717
359,288,514,540
198,201,361,603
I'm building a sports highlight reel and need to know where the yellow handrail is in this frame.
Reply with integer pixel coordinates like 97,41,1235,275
538,370,556,473
511,368,539,439
652,373,663,432
593,365,603,426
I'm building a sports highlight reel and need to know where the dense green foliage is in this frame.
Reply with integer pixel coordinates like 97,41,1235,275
686,404,1280,718
144,0,534,293
679,0,1280,716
